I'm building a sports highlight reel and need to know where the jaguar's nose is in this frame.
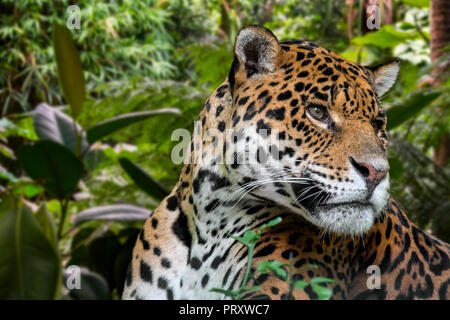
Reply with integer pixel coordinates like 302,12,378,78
349,157,388,195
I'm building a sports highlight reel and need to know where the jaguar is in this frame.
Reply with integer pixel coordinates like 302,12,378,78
122,25,450,300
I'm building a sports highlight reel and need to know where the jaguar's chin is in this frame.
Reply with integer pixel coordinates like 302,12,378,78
307,202,379,236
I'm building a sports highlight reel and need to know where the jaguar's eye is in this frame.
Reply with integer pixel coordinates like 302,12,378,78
307,104,328,122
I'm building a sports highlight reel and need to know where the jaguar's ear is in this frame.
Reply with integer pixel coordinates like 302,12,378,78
367,59,400,97
229,25,282,94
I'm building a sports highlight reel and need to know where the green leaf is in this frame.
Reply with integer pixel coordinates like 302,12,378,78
311,284,333,300
297,264,320,271
18,140,84,199
230,229,260,246
243,229,260,243
86,109,181,144
113,229,140,297
352,25,417,49
0,199,60,299
83,149,105,172
13,184,43,198
386,91,441,130
52,23,85,119
389,157,404,180
35,204,57,248
402,0,429,8
118,158,169,200
33,103,88,155
294,280,309,290
73,204,151,227
62,267,109,300
209,288,238,298
66,227,96,267
257,260,287,281
0,170,18,183
260,217,282,230
87,234,122,289
309,277,334,284
249,285,262,292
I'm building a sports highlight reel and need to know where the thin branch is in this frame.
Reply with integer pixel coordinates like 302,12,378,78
57,198,69,241
414,14,430,45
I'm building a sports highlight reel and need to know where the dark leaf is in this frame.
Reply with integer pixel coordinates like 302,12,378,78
83,148,105,172
73,204,151,226
0,198,60,299
113,229,140,297
118,158,169,200
88,234,122,290
67,227,96,267
35,204,57,248
86,109,181,144
389,157,404,180
386,91,441,130
62,267,109,300
311,284,333,300
18,140,84,199
52,23,86,118
33,103,88,155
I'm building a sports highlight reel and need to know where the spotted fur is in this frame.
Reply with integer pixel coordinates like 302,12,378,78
122,26,449,300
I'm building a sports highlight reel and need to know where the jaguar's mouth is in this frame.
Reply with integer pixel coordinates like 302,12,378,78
290,182,331,212
317,201,375,211
307,200,378,236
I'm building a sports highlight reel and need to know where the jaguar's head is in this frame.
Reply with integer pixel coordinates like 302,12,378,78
222,25,399,236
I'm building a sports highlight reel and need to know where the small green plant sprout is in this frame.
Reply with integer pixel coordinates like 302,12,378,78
211,216,334,300
287,263,334,300
210,216,282,299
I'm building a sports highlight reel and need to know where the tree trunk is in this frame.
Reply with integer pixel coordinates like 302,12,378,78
361,0,394,35
430,0,450,241
219,0,231,40
430,0,450,167
430,0,450,65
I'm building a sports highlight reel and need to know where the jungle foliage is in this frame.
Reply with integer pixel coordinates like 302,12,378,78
0,0,448,299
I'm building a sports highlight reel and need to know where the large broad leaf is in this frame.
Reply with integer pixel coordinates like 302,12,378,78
257,260,287,281
113,228,140,297
52,23,85,119
311,284,333,300
73,204,151,226
118,157,169,200
86,109,181,144
19,140,84,199
82,148,105,172
0,198,60,299
352,25,417,49
88,234,122,290
62,267,109,300
35,204,57,249
402,0,429,8
33,103,88,155
386,91,441,130
388,156,404,181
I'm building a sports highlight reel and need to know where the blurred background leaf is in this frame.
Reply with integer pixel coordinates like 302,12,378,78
0,0,449,300
52,22,86,119
18,140,84,199
0,198,60,299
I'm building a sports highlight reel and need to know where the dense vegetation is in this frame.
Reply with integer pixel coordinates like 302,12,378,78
0,0,448,299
